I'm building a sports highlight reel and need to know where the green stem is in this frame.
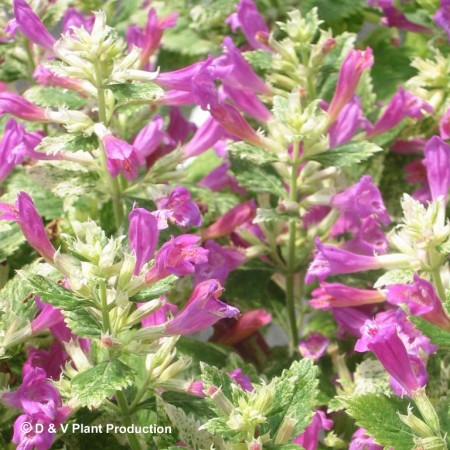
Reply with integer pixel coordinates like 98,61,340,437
94,61,124,230
286,141,301,348
429,250,446,301
99,281,111,334
115,390,143,450
129,374,152,413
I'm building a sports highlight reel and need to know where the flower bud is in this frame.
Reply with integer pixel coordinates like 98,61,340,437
208,386,234,415
274,416,297,444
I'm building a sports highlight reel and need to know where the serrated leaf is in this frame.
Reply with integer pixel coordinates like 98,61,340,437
310,141,382,168
300,0,365,23
63,309,102,338
410,317,450,349
0,222,26,260
177,337,232,367
227,142,278,164
36,134,99,155
72,360,135,407
243,50,273,71
129,275,178,302
109,83,164,104
374,269,415,288
343,394,415,450
254,208,297,223
353,359,391,395
25,275,91,311
200,362,234,400
23,86,87,109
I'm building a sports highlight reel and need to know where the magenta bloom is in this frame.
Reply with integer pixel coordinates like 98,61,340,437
327,48,374,123
165,279,239,335
155,186,202,228
298,332,329,361
33,66,85,94
199,161,245,195
435,0,450,40
226,0,270,51
132,115,166,165
328,96,365,147
0,91,48,122
194,240,245,285
293,410,333,450
423,136,450,203
229,368,254,391
355,320,424,396
183,116,226,157
23,343,67,380
145,235,209,283
333,307,370,338
141,300,178,328
310,282,385,310
213,37,270,94
0,118,43,182
13,0,55,51
202,200,257,240
129,208,159,275
62,7,94,33
343,217,389,256
154,90,197,106
368,88,433,137
386,275,450,330
380,6,430,33
102,134,140,180
305,239,382,284
0,192,56,263
439,108,450,139
222,84,271,122
213,308,271,345
31,298,65,336
391,138,427,155
331,175,390,226
349,428,383,450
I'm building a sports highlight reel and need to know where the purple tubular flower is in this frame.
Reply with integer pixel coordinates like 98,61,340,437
213,37,270,94
13,0,55,51
439,108,450,139
33,66,86,95
202,200,257,240
0,118,43,182
355,320,423,396
31,297,65,336
229,368,253,391
141,300,178,327
386,275,450,330
305,238,382,284
145,235,209,283
293,410,333,450
331,175,390,226
391,138,427,155
166,107,196,146
155,186,202,228
423,136,450,203
349,428,383,450
62,7,94,33
23,342,67,380
298,332,330,361
367,88,433,137
333,307,370,338
310,282,385,310
199,161,245,195
226,0,270,51
327,48,374,123
102,134,140,180
164,279,240,335
222,84,271,122
187,380,205,397
328,96,365,147
380,6,430,33
435,0,450,40
0,91,49,122
129,208,159,275
194,240,245,285
0,192,56,263
183,116,226,158
132,115,166,165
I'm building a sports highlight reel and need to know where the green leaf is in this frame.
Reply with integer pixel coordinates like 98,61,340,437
0,222,26,260
36,134,99,155
243,50,273,71
200,362,234,400
310,141,383,168
374,269,415,288
72,360,135,407
229,153,285,197
177,337,231,367
129,275,178,302
343,393,416,450
109,83,164,104
227,142,278,165
410,317,450,349
63,309,102,338
254,208,297,224
300,0,365,23
23,86,87,109
24,275,91,311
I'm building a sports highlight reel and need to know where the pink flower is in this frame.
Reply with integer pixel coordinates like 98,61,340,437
202,200,257,240
298,332,329,361
141,300,178,327
386,275,450,330
145,235,209,283
349,428,383,450
0,192,56,263
156,186,202,228
23,343,67,380
132,115,167,165
435,0,450,41
226,0,270,51
230,368,254,391
380,6,430,33
423,135,450,203
311,283,385,310
62,7,94,33
0,91,48,122
129,208,159,275
33,66,86,95
327,48,374,123
183,116,227,158
293,410,333,450
439,108,450,139
13,0,55,51
102,134,140,180
165,279,239,335
333,307,371,338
